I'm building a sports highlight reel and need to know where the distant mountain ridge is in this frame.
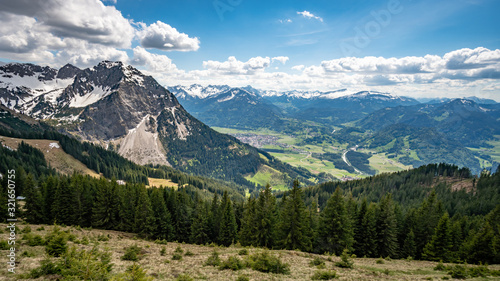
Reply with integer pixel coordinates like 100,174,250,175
0,62,317,187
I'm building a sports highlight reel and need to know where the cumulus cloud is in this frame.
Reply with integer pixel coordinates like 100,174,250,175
292,65,305,71
137,21,200,52
0,0,201,72
272,56,289,64
202,56,271,75
297,11,323,22
54,40,129,68
0,0,135,48
131,47,179,73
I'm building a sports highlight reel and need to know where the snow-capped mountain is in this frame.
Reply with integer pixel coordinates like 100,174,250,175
0,61,313,186
167,84,231,100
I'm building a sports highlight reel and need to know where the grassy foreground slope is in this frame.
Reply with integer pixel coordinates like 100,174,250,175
1,224,499,281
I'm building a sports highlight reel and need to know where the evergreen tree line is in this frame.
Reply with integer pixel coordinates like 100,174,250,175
0,131,247,201
6,172,499,265
300,163,497,217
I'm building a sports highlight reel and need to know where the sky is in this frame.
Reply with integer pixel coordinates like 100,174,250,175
0,0,499,100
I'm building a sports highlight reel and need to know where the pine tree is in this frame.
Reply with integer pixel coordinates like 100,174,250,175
255,184,277,248
414,191,444,259
134,185,156,237
92,178,119,229
318,187,353,255
190,200,211,244
278,179,311,251
423,213,453,262
218,191,237,246
52,177,77,225
150,188,174,241
23,174,44,223
208,192,220,243
402,230,416,259
354,198,377,257
239,196,257,246
376,193,398,258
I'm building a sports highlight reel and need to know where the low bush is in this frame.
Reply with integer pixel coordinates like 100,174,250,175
335,249,353,269
204,250,221,267
310,256,326,268
219,256,244,271
246,251,290,275
121,244,143,261
311,270,337,280
238,248,249,256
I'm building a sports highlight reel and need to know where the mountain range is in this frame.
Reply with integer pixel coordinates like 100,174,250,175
169,84,500,174
0,62,316,187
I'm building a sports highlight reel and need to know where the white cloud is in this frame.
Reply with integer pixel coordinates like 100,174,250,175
297,11,323,22
202,56,271,75
54,40,129,68
272,56,289,64
279,19,292,24
292,65,305,71
131,47,179,73
136,21,200,52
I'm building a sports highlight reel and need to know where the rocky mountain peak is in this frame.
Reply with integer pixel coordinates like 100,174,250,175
57,64,82,79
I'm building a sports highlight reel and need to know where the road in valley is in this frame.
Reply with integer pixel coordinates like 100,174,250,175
342,145,370,176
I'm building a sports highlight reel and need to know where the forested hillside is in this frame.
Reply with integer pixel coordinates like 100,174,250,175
4,163,498,265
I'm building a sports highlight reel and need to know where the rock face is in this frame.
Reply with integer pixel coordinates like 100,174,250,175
0,61,190,166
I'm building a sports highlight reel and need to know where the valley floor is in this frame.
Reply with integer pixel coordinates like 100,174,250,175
1,224,499,281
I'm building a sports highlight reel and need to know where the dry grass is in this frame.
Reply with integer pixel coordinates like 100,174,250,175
147,177,179,188
0,136,100,178
0,223,498,281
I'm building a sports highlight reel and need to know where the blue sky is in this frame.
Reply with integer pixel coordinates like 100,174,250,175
0,0,499,99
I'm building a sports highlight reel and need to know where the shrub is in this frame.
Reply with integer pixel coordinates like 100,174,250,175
376,258,385,264
21,250,36,257
60,246,113,279
238,248,249,256
29,259,61,278
97,234,109,241
160,246,166,256
204,250,221,267
121,244,143,261
246,251,290,275
0,240,10,250
45,233,68,257
468,265,489,277
236,275,250,281
184,250,194,256
310,256,326,268
219,256,244,271
175,274,194,281
26,234,45,246
154,239,168,245
36,226,45,231
434,261,446,271
111,264,153,281
174,246,184,254
448,264,468,279
21,226,32,233
335,249,353,269
172,253,183,261
311,270,337,280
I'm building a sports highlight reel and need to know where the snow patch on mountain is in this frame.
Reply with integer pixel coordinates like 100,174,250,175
69,85,111,108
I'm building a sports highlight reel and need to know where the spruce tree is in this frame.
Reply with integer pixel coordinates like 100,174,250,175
376,193,398,258
52,177,77,225
190,200,211,245
318,187,353,255
150,188,174,241
278,179,311,251
92,178,119,229
423,212,453,262
134,185,155,238
218,191,237,246
402,230,416,259
255,184,277,248
23,174,44,224
239,196,257,246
